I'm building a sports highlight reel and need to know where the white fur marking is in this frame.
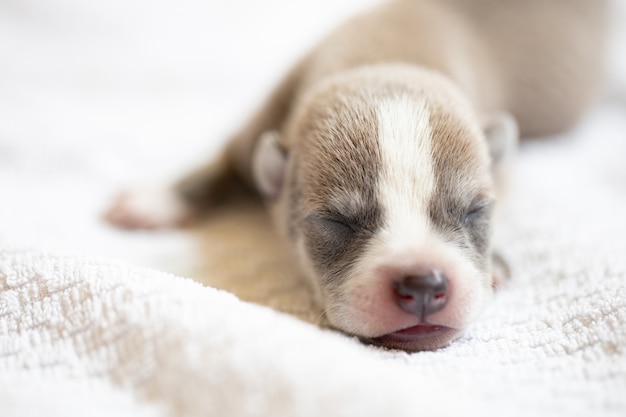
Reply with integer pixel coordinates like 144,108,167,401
324,96,443,335
376,95,435,248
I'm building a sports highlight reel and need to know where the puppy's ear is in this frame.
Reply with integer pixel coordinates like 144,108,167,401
252,130,288,199
483,112,518,173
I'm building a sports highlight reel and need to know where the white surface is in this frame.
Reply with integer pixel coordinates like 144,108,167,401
1,1,626,416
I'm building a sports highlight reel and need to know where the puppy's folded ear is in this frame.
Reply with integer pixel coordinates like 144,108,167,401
252,130,288,199
482,112,518,200
483,112,518,172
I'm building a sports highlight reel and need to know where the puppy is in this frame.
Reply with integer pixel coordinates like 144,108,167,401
106,0,608,351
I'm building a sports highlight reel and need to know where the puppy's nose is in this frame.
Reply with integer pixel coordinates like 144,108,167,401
394,271,448,322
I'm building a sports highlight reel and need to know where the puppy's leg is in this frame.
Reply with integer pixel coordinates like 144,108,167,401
103,155,239,230
103,186,194,230
105,62,303,230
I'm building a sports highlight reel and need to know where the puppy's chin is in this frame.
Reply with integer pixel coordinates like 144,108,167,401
325,309,472,352
361,325,463,352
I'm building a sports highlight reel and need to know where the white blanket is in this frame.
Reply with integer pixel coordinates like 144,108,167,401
1,1,626,416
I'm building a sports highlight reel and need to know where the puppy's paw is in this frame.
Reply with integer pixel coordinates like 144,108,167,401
103,188,193,230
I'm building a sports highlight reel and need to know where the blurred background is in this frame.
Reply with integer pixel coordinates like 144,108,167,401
0,0,624,271
0,0,383,180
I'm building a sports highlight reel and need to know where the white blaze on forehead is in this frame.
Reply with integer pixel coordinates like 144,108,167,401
376,95,435,248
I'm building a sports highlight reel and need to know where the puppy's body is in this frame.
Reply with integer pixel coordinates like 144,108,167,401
106,0,608,351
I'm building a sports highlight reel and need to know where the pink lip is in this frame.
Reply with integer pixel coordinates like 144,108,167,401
374,324,452,343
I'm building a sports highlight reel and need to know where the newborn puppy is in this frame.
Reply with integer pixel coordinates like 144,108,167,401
106,0,607,351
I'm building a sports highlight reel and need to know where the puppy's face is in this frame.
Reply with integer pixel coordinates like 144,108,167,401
254,66,512,351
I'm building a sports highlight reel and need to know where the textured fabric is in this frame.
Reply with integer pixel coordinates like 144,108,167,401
1,1,626,416
1,227,625,417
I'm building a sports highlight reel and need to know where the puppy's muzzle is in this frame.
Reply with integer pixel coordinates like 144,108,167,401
394,270,448,322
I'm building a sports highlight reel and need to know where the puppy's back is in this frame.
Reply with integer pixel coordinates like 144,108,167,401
446,0,608,137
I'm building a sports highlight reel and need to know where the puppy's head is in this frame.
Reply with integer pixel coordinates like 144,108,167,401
253,64,516,351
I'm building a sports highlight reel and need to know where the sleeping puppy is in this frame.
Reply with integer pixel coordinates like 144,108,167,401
105,0,607,351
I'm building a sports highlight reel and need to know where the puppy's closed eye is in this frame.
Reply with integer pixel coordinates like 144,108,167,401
462,200,493,227
308,213,361,236
460,199,493,254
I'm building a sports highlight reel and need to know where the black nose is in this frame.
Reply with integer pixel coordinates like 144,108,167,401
394,271,448,322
